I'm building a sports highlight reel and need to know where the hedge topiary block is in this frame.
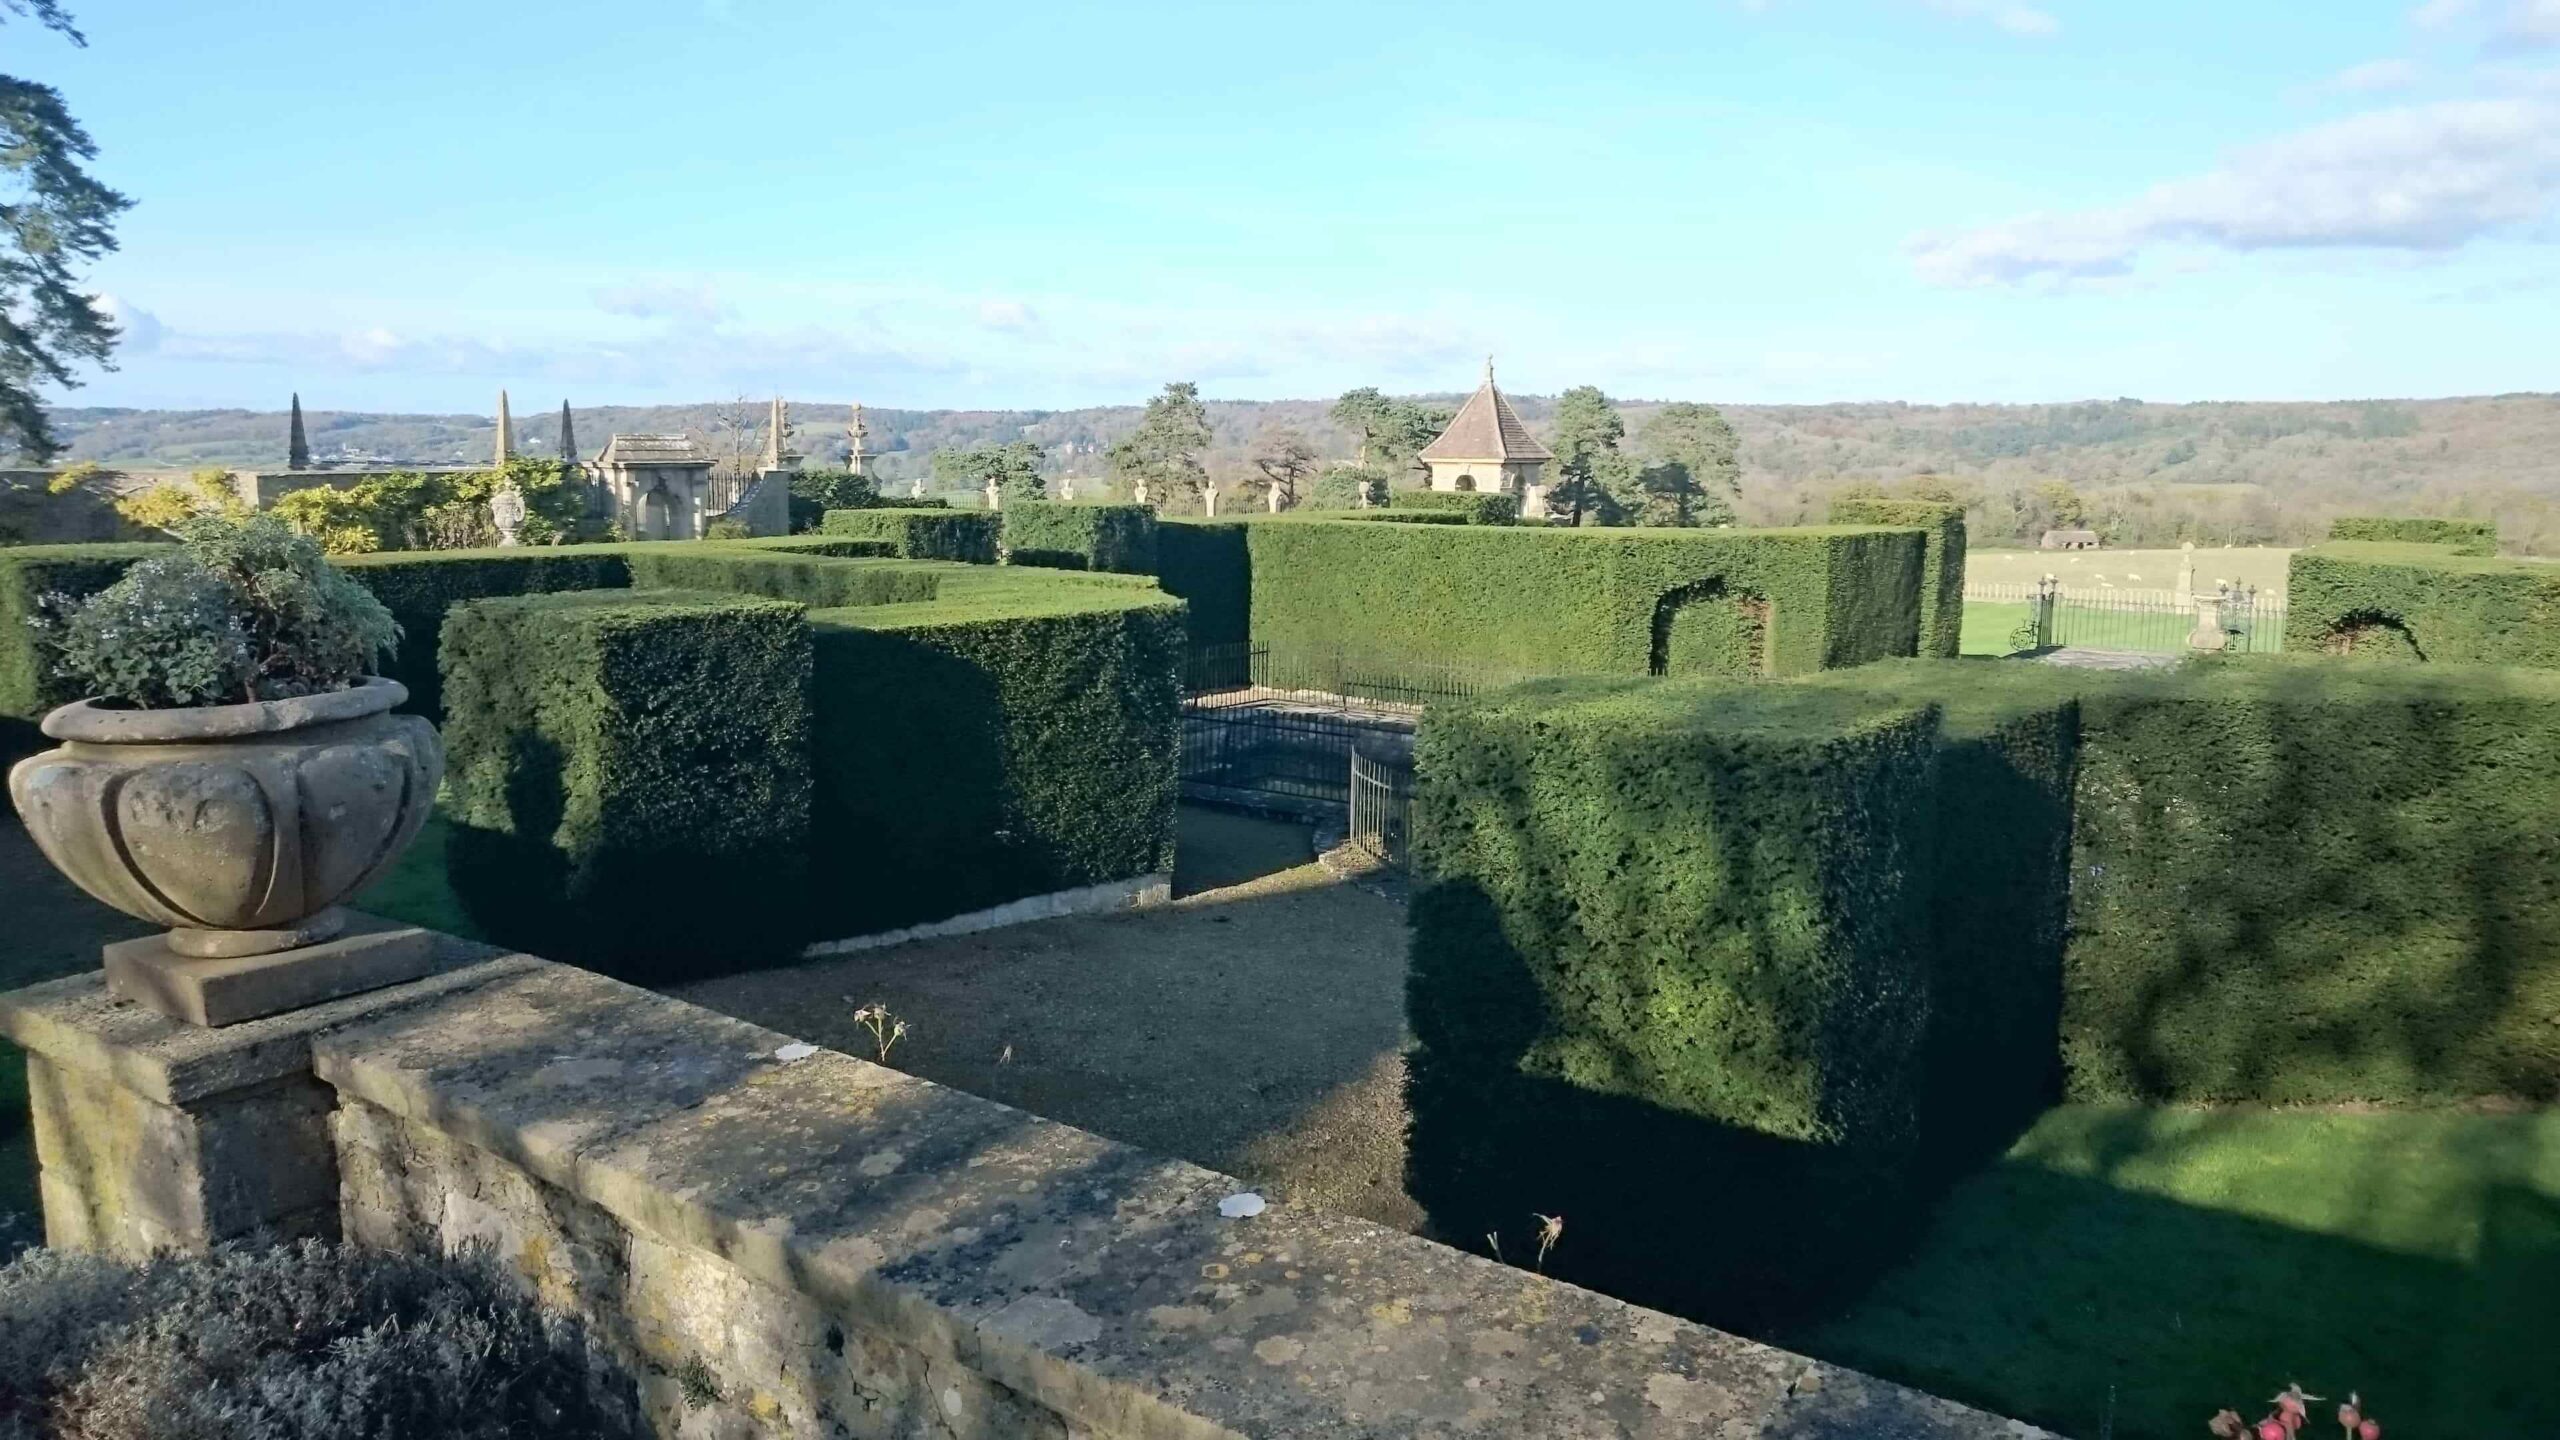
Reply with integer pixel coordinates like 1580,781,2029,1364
711,535,899,558
1827,498,1967,659
819,508,1001,563
1407,677,1940,1321
626,549,941,608
0,542,169,754
337,548,638,721
2326,515,2497,556
1155,518,1923,679
802,593,1182,938
1153,519,1251,650
2062,660,2560,1105
1393,490,1520,524
1000,502,1159,574
2285,542,2560,668
439,589,812,976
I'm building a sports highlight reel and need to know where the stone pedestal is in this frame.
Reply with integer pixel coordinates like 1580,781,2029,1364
0,928,529,1261
104,910,441,1027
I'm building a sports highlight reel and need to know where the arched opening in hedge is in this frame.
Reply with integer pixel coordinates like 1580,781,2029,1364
2320,610,2427,663
1649,578,1771,678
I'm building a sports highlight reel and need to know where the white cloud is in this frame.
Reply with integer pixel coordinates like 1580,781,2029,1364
2410,0,2476,27
1909,98,2560,286
976,299,1040,333
2328,58,2423,92
2491,0,2560,50
91,294,164,354
1729,0,2057,33
1919,0,2060,37
592,280,732,325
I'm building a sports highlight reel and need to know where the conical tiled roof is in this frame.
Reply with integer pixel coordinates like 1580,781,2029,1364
1419,360,1553,463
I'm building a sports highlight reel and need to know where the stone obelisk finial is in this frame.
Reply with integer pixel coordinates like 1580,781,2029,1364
847,403,869,476
494,390,514,465
558,400,577,466
287,393,309,471
762,396,788,471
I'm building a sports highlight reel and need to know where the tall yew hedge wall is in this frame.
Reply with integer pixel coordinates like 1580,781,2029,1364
1827,497,1966,658
1155,517,1925,677
1153,519,1251,650
802,590,1183,937
2326,515,2498,555
1000,501,1158,574
624,549,942,609
2285,541,2560,668
819,507,1001,563
1410,656,2560,1322
336,548,639,720
1392,490,1519,524
439,589,813,976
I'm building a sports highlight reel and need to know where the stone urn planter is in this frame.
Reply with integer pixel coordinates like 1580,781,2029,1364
9,678,444,1023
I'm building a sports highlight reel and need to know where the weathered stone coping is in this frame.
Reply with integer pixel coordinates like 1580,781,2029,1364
311,959,2047,1438
0,932,524,1105
802,871,1172,957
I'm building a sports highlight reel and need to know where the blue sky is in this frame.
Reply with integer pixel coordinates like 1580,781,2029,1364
24,0,2560,412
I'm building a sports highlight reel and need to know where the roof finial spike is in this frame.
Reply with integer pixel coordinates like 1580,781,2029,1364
1485,355,1496,386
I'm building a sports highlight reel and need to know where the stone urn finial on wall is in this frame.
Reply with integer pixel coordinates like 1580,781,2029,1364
9,515,447,1026
11,681,444,1024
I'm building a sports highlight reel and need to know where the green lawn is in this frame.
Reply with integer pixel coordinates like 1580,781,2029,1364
1788,1104,2560,1440
350,808,481,939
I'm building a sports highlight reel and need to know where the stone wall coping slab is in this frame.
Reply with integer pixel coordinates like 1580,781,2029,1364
312,958,2050,1439
0,926,534,1105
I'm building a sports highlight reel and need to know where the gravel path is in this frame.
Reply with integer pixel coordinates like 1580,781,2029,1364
671,808,1423,1231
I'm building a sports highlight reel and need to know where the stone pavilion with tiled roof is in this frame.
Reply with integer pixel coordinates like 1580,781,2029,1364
1418,358,1554,517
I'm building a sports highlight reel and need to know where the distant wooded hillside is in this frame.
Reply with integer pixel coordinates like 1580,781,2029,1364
44,391,2560,551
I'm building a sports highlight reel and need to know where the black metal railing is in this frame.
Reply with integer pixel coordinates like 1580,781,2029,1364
1966,580,2288,656
1349,747,1415,867
1184,642,1530,709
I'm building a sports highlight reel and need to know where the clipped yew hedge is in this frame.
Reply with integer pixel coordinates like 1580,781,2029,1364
1393,490,1519,524
1409,656,2560,1319
819,507,1001,563
1156,517,1923,678
625,549,941,608
2060,660,2560,1105
336,548,638,721
1408,678,1942,1321
0,541,166,755
1001,501,1158,574
439,589,812,976
803,590,1183,937
2326,515,2498,555
2285,541,2560,668
1153,519,1252,649
1827,497,1967,658
713,534,898,558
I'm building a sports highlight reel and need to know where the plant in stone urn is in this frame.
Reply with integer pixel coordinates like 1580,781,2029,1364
8,514,444,1025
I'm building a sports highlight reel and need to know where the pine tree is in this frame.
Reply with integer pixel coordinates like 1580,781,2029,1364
1109,382,1212,508
0,4,133,461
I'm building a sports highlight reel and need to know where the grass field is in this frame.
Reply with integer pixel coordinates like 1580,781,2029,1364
1791,1104,2560,1440
1969,546,2295,599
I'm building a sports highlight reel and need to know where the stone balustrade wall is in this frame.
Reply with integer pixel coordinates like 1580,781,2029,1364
2,932,2048,1440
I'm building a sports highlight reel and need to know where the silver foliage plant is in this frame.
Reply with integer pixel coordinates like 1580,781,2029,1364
0,1239,642,1440
39,514,399,708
